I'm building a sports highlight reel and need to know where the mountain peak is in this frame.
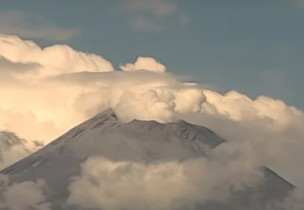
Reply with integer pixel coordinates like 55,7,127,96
0,109,294,210
93,108,118,121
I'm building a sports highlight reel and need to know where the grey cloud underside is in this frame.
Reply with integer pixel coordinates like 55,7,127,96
0,109,294,210
49,71,177,84
0,56,40,83
0,131,37,170
0,132,25,149
0,56,40,73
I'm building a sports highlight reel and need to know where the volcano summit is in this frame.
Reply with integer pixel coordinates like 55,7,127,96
0,109,295,210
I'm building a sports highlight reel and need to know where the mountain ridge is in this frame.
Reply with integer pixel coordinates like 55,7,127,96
0,109,295,210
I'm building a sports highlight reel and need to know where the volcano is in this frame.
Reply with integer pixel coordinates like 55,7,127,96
0,109,294,210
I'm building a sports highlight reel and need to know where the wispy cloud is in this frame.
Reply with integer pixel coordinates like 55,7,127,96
121,0,187,33
293,0,304,6
0,11,78,41
125,0,177,17
131,15,165,33
277,0,304,6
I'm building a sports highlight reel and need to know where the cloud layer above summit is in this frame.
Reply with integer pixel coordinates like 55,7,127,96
0,33,304,192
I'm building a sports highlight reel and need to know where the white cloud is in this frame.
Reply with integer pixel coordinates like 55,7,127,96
0,34,304,196
0,35,203,143
0,176,51,210
0,131,42,170
120,56,166,72
176,90,304,188
0,11,78,41
68,148,263,210
0,34,114,77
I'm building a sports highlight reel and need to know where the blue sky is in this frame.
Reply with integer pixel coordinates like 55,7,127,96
1,0,304,109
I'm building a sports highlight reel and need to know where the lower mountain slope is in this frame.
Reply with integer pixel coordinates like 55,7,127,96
0,109,294,210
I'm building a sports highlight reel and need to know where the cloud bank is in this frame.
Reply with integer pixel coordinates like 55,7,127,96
0,175,51,210
0,131,41,170
0,34,113,77
0,34,304,208
68,149,262,210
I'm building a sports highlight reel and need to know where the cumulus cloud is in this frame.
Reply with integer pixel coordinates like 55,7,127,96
0,34,114,77
120,56,166,72
68,144,263,210
0,175,51,210
0,33,304,201
174,90,304,188
0,34,114,141
0,11,77,41
0,131,42,170
0,34,203,143
0,34,206,170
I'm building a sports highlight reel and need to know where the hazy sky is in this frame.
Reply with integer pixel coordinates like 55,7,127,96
1,0,304,109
